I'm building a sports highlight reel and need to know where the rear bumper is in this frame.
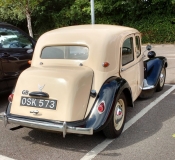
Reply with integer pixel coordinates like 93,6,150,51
0,113,3,120
0,112,93,137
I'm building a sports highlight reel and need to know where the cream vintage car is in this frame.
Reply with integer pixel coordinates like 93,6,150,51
0,25,167,138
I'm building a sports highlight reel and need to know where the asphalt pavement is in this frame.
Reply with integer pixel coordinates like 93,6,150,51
0,44,175,160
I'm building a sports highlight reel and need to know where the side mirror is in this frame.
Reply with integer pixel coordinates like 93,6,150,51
147,51,156,59
146,44,152,51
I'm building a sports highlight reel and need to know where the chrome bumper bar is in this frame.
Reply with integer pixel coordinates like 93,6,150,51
0,112,93,137
0,113,3,120
0,112,7,126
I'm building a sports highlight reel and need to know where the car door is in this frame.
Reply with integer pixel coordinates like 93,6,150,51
0,25,34,89
119,35,138,101
134,34,144,96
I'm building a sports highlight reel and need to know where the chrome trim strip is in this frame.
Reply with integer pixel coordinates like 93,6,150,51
1,114,93,137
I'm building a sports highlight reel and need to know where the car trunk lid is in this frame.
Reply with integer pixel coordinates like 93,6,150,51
10,66,93,122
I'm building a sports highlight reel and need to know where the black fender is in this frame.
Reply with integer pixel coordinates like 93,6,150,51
85,77,133,132
144,56,167,86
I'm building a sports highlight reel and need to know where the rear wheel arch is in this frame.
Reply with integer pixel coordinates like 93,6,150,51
85,76,133,132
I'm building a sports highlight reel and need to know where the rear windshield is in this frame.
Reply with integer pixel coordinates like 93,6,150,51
41,46,88,60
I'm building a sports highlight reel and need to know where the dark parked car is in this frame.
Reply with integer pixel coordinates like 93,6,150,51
0,22,36,94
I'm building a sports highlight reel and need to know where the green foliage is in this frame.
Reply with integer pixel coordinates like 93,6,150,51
1,0,175,43
0,0,43,37
124,16,175,43
0,0,42,20
122,0,175,43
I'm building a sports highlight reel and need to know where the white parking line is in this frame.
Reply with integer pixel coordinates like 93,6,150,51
0,155,15,160
80,85,175,160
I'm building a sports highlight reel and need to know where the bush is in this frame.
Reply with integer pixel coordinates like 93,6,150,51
124,16,175,44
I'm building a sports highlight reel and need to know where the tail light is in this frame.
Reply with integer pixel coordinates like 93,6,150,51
8,94,14,103
102,62,110,67
97,101,105,114
28,60,31,64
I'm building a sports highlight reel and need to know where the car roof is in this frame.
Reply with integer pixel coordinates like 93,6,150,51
36,24,139,48
44,24,138,37
0,22,16,27
0,22,36,42
32,24,139,71
50,24,135,32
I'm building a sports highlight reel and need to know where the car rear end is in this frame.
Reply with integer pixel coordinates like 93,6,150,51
1,44,94,137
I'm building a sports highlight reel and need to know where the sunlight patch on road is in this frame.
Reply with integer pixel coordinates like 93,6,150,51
0,155,15,160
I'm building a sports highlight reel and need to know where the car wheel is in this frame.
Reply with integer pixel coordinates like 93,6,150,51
103,93,126,139
156,67,166,92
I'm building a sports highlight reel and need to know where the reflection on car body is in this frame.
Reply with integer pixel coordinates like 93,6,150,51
0,24,167,139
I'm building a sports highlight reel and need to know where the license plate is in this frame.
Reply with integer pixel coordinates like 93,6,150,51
20,96,57,110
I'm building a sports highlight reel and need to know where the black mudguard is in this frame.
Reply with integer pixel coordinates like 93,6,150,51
144,56,167,86
85,77,133,132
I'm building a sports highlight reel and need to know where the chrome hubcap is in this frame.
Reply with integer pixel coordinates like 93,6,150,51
114,99,125,131
159,68,165,87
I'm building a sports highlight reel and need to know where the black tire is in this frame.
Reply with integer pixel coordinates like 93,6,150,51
156,67,166,92
103,93,127,139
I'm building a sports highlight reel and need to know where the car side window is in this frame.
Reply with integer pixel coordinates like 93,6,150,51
0,27,32,49
135,36,141,58
122,37,134,66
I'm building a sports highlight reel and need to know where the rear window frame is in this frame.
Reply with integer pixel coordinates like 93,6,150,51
40,45,89,60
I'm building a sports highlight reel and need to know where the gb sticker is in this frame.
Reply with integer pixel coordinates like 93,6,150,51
22,90,29,95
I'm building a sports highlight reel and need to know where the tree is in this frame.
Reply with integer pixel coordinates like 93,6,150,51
0,0,43,37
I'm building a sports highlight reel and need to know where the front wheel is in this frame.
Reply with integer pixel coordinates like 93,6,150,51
103,93,127,139
156,67,166,92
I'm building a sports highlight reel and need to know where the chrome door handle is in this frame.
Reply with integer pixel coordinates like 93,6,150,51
121,68,126,71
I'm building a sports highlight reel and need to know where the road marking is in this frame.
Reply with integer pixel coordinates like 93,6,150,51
0,155,15,160
80,85,175,160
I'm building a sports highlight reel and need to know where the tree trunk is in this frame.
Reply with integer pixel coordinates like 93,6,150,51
26,11,33,38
